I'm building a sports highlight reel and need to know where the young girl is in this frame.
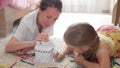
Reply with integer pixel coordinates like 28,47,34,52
55,22,120,68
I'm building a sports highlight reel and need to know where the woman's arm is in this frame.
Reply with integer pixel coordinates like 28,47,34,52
5,37,36,53
5,33,49,53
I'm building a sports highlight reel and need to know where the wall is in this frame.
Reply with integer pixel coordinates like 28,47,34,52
0,5,32,38
0,9,6,37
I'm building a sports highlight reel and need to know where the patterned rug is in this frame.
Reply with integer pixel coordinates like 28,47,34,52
0,34,120,68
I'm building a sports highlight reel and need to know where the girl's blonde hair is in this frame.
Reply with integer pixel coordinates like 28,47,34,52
64,22,99,61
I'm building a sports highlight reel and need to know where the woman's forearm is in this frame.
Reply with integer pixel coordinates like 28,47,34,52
5,40,36,53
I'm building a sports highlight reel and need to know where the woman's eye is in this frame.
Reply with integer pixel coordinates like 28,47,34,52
47,16,51,19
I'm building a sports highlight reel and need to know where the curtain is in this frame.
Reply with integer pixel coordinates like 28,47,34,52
62,0,111,13
110,0,117,13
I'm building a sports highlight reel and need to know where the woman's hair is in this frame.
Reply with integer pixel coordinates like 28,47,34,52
39,0,62,12
64,22,100,61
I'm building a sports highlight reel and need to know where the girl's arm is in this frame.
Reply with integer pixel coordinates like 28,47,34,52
74,47,111,68
55,46,73,61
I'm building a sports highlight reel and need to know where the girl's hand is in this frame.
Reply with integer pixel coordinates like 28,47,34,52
74,54,85,64
54,46,73,60
54,53,65,61
35,33,49,42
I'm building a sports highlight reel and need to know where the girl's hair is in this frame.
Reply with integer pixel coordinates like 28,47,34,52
39,0,62,12
64,22,100,61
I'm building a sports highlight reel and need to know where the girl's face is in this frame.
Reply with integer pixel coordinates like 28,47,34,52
69,44,90,55
38,7,61,28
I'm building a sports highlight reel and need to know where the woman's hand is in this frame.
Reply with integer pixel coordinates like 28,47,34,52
35,33,49,42
15,47,33,56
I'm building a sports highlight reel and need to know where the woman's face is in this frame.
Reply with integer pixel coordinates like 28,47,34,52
38,7,61,28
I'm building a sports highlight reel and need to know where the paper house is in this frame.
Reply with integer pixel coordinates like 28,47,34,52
35,42,55,63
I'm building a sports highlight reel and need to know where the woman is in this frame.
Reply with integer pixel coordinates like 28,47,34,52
5,0,62,56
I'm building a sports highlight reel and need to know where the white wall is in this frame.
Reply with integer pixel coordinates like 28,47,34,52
52,13,112,38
